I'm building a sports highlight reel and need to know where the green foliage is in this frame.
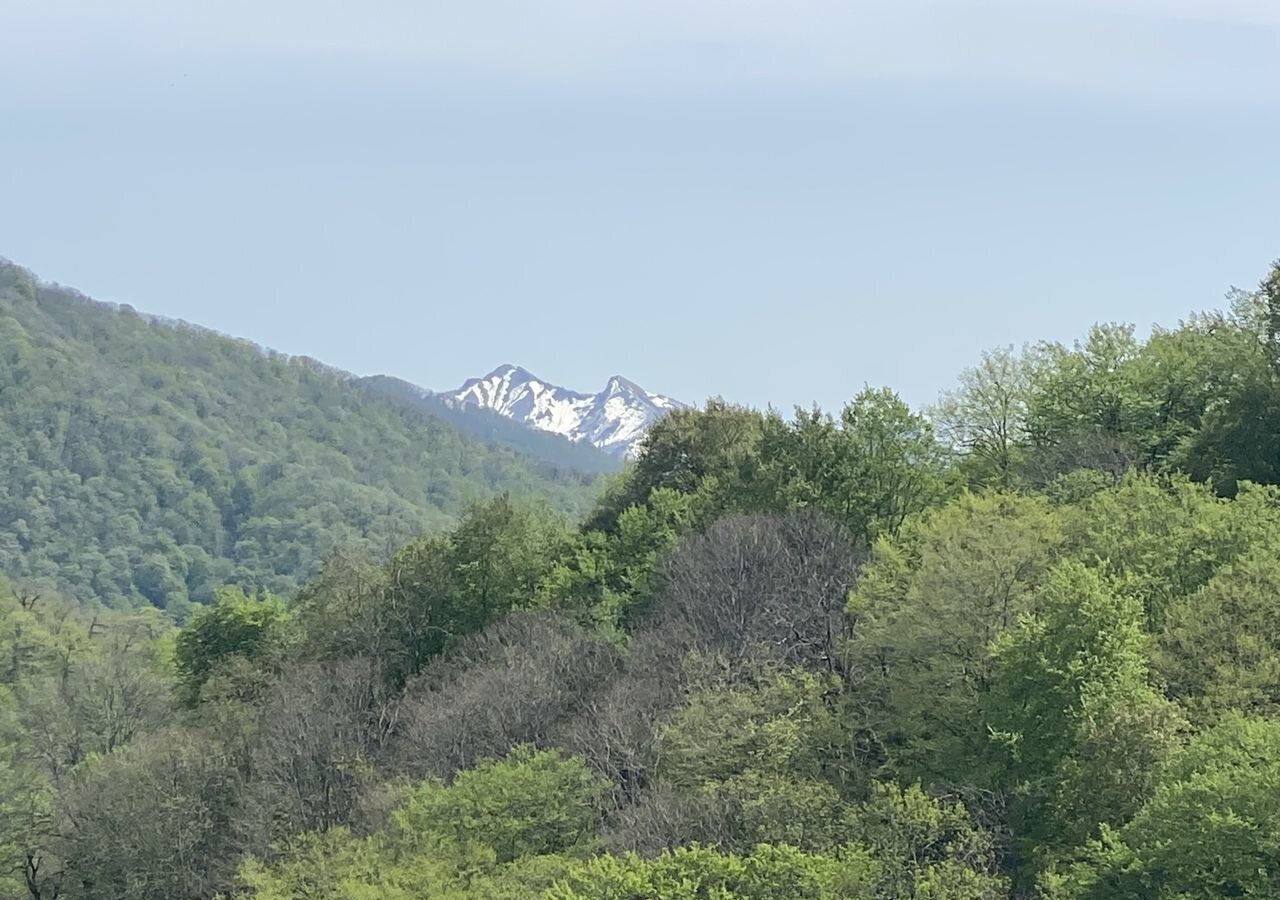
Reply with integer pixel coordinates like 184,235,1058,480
987,563,1151,787
290,550,390,663
0,582,175,898
936,261,1280,495
1062,475,1280,631
656,670,851,791
552,790,1007,900
59,727,242,900
238,748,600,899
559,389,948,632
1025,323,1149,470
638,669,863,854
0,262,595,613
986,563,1179,863
733,388,951,549
846,492,1064,786
393,745,608,864
540,487,698,633
0,683,56,900
292,497,572,688
174,587,295,706
854,783,1007,900
375,497,569,685
546,843,880,900
13,257,1280,900
1016,268,1280,493
239,827,575,900
1171,279,1280,494
238,829,423,900
808,386,949,547
932,346,1032,489
1055,715,1280,900
586,389,946,551
584,400,767,534
1158,539,1280,721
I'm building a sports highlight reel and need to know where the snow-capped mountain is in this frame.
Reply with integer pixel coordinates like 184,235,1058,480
444,364,685,457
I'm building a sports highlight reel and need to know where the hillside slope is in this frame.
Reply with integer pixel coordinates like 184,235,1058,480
0,261,597,615
359,375,621,476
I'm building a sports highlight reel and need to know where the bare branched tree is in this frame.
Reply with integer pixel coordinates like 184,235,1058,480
239,658,398,847
564,511,862,806
648,509,862,672
393,611,620,780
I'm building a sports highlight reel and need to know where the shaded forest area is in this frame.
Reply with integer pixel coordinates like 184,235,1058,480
3,261,1280,898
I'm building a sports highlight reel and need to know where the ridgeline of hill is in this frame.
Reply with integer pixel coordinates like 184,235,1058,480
0,261,598,615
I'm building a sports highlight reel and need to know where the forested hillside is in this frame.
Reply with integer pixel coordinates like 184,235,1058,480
3,261,1280,900
0,262,597,615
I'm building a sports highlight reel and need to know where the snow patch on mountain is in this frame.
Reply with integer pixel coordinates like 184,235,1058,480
444,365,684,457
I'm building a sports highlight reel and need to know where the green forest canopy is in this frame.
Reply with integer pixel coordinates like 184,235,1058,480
0,261,597,616
2,259,1280,899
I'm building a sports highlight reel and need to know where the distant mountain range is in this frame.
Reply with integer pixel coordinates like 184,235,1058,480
441,364,686,458
358,375,624,475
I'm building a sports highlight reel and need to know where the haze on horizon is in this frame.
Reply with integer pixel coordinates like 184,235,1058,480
3,0,1278,411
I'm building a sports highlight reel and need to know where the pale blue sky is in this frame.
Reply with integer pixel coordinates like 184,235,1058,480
3,1,1278,411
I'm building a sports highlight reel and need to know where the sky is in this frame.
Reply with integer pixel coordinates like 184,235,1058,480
2,1,1279,412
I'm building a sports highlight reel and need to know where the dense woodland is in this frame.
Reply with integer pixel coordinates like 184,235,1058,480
0,262,596,615
3,260,1280,898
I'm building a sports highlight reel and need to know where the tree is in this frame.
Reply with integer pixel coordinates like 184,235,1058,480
651,511,862,673
173,588,295,707
0,260,596,612
1063,475,1280,631
1158,542,1280,721
854,782,1007,900
845,492,1062,787
394,612,620,780
612,669,861,855
0,688,59,900
838,387,950,545
1024,324,1149,482
768,388,949,548
1264,259,1280,369
239,659,397,848
0,586,175,900
583,401,767,534
546,843,880,900
539,488,699,633
373,496,569,687
58,728,242,900
932,346,1032,489
392,745,609,864
292,549,389,664
1179,375,1280,493
1055,715,1280,900
656,670,851,791
985,562,1180,869
1162,285,1280,495
556,630,683,806
237,829,417,900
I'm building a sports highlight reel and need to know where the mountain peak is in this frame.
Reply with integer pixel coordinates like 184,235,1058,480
484,363,539,382
444,365,685,457
604,374,644,394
